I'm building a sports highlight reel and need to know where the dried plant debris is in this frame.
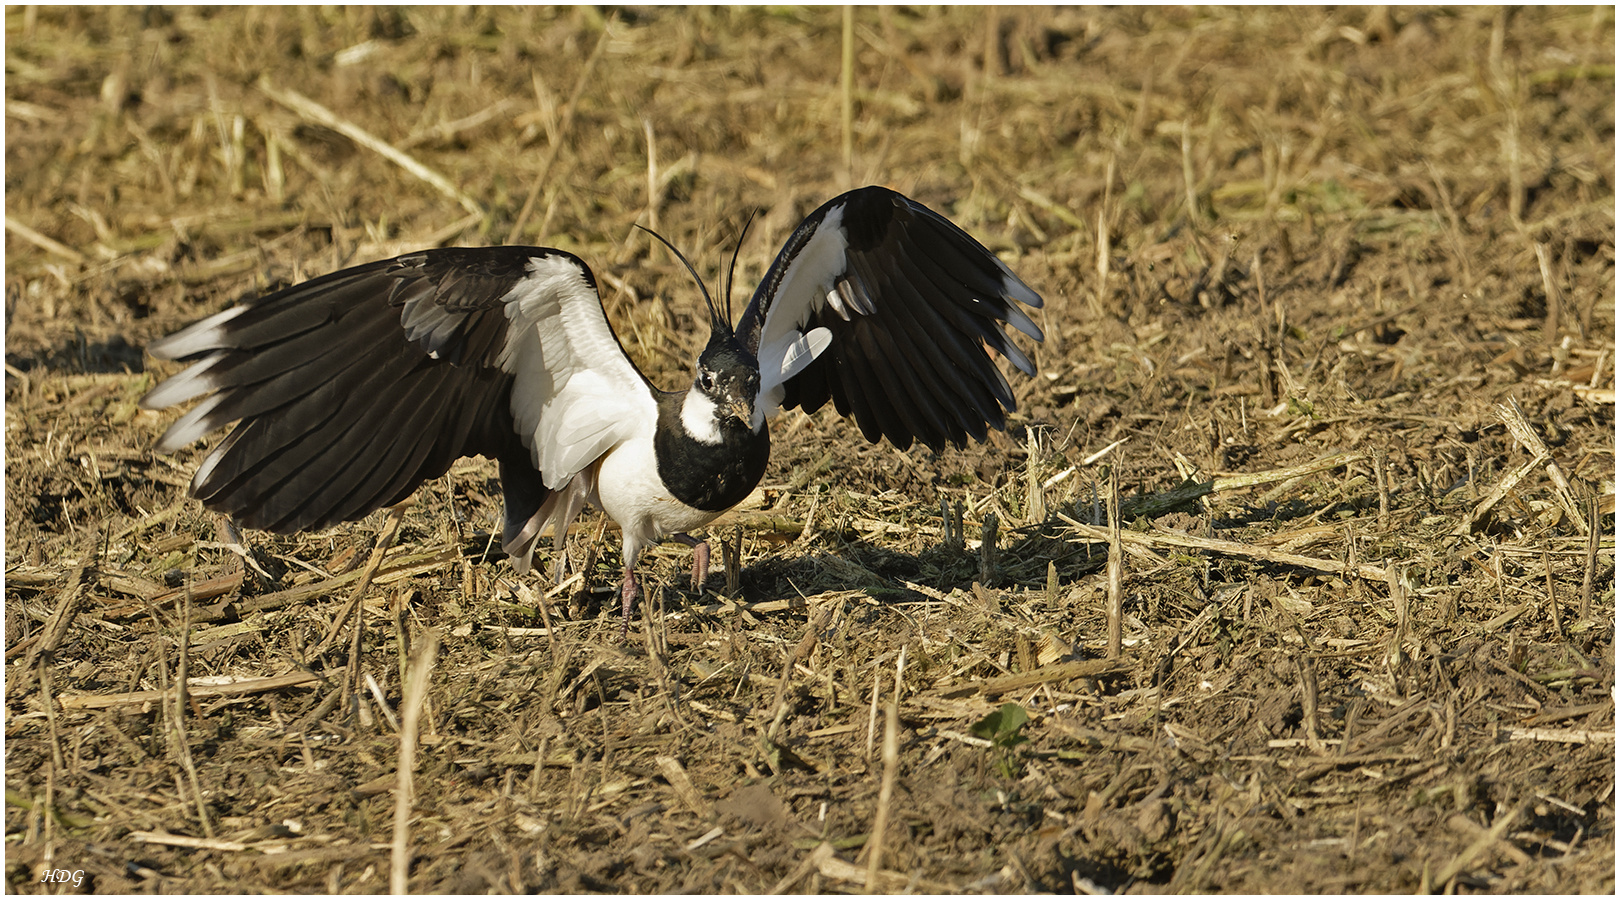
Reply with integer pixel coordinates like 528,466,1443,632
6,6,1614,894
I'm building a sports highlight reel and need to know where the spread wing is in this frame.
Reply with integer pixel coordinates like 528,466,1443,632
736,186,1044,452
141,247,656,547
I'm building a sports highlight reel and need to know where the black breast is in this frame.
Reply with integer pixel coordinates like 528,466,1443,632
653,395,771,513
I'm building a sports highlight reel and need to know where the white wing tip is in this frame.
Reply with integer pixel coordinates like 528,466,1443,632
997,263,1044,310
1003,300,1044,342
146,306,249,360
153,393,226,453
140,353,225,410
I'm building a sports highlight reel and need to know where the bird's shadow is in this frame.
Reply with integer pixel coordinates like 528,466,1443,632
466,481,1370,632
6,333,146,379
694,529,1105,614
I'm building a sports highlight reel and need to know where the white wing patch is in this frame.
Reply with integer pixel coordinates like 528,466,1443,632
758,326,832,413
755,205,849,414
499,255,656,491
776,327,833,380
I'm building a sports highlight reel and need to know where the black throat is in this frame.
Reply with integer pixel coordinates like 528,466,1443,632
653,393,770,512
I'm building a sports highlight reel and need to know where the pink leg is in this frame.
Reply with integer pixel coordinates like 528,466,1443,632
619,564,639,640
673,533,710,591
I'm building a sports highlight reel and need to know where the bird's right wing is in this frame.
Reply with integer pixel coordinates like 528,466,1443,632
141,247,655,550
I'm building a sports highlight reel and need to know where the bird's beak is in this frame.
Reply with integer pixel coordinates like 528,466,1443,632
726,397,754,425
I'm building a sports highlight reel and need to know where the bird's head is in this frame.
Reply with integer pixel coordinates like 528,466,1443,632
693,328,762,432
639,222,765,439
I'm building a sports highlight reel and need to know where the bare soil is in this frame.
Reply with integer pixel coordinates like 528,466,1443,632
5,6,1615,894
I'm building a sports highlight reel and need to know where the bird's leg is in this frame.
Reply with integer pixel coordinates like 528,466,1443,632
548,523,573,586
618,563,640,640
672,532,709,592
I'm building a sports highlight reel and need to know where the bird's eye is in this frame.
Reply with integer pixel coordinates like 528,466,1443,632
699,371,714,390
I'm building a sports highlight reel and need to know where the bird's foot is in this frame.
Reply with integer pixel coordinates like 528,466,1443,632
673,533,710,592
619,566,640,640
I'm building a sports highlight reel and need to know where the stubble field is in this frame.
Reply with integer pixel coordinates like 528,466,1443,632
5,6,1615,894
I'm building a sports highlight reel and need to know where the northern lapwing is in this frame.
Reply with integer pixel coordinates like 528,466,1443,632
141,186,1045,634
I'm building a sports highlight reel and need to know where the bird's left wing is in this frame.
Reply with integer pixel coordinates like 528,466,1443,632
141,247,654,542
737,186,1044,452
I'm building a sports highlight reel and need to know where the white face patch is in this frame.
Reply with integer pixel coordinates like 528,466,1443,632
681,386,724,445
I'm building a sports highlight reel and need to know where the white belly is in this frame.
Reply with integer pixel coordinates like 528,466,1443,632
595,436,723,549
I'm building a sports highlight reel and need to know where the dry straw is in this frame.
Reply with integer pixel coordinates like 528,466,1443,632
391,628,442,894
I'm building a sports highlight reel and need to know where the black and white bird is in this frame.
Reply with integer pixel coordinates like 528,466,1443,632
141,186,1044,633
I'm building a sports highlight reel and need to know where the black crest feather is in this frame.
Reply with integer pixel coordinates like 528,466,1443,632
636,224,728,336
